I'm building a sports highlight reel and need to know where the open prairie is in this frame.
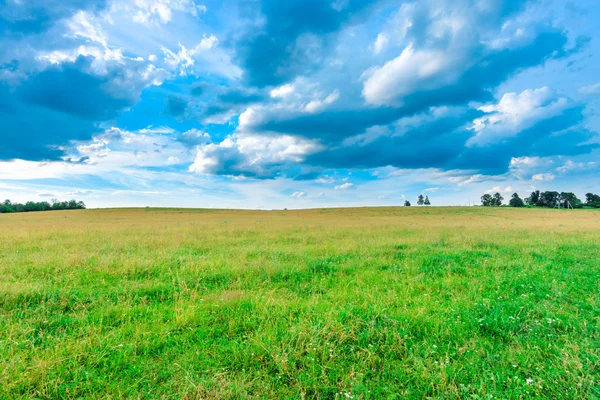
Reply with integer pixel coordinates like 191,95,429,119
1,207,599,398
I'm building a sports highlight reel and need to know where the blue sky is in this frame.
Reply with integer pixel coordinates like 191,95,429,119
0,0,599,208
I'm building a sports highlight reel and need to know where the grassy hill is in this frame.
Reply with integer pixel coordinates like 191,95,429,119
1,207,599,398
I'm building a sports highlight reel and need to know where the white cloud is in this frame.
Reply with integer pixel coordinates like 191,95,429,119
556,160,597,174
305,89,340,113
373,33,388,54
363,44,459,106
580,83,600,95
270,84,295,98
467,87,569,146
0,126,195,180
160,35,241,79
66,11,108,47
486,186,502,194
316,176,334,184
423,187,440,192
189,134,324,178
456,174,483,187
291,191,307,198
509,156,555,180
334,182,354,190
532,173,555,182
117,0,201,26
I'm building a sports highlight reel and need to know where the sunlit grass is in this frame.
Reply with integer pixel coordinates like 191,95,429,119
1,207,599,398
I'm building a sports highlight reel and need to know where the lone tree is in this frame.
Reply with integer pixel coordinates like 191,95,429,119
481,194,493,206
509,193,524,207
404,200,411,206
417,194,425,206
493,192,504,206
424,196,431,206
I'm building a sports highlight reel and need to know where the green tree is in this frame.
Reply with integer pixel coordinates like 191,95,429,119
526,190,540,205
481,194,493,206
424,196,431,206
1,204,14,213
493,193,504,206
559,192,582,208
537,191,559,207
509,193,524,207
417,194,425,206
404,200,411,206
585,193,600,208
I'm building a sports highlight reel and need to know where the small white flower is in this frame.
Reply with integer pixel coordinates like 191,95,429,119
526,378,534,385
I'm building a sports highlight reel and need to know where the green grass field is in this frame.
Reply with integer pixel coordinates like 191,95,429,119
1,207,599,399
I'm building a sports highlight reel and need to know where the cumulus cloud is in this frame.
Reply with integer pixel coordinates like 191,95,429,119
334,182,354,190
467,87,569,146
270,84,295,98
188,133,324,178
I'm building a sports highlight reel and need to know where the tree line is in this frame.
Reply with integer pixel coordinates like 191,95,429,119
481,191,600,208
1,199,86,213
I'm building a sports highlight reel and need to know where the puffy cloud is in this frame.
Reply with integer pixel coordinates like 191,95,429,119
362,0,574,107
270,84,295,98
334,182,354,190
177,129,210,147
467,87,569,146
189,133,324,178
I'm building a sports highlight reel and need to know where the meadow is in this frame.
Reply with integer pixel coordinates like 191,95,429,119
1,207,599,399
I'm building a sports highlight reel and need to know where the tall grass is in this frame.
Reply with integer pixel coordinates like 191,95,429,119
1,207,599,398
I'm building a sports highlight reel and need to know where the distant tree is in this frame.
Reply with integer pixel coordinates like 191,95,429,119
537,191,559,208
417,194,425,206
559,192,582,208
404,200,411,206
0,199,85,214
424,196,431,206
493,192,504,206
526,190,540,206
1,204,14,213
509,193,524,207
481,194,493,206
585,193,600,208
